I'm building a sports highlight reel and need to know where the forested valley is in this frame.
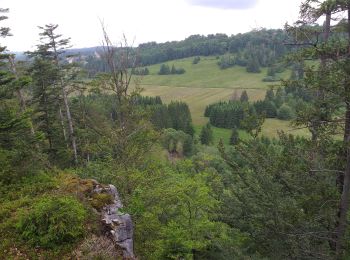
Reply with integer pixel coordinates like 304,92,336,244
3,1,350,259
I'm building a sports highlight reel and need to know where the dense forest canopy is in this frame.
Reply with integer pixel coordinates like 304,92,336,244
71,29,290,76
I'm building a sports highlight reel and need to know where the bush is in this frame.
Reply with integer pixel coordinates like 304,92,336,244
277,104,294,120
175,68,186,74
192,56,201,64
17,196,87,248
218,54,235,69
162,128,193,156
262,76,280,82
158,64,170,75
91,193,114,210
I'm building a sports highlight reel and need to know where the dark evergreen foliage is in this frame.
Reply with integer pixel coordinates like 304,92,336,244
82,29,289,76
205,101,247,129
229,128,239,145
218,54,235,69
240,90,249,102
158,64,185,75
168,101,194,136
192,56,201,64
200,123,213,145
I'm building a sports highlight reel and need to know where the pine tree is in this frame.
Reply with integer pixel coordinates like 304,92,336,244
286,1,350,254
200,123,213,145
171,64,176,74
0,8,42,182
246,57,261,73
229,128,239,145
32,24,79,164
159,64,170,75
265,88,275,101
30,58,61,152
240,90,249,102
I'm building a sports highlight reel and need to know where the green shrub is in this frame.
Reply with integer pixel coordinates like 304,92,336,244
17,196,87,248
192,56,201,64
162,128,193,156
277,104,295,120
91,193,114,210
262,76,280,82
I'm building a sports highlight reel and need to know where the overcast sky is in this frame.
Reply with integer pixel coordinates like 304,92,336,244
0,0,304,52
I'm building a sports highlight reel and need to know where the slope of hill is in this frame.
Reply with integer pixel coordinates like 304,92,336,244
136,56,288,126
132,56,310,141
139,56,280,89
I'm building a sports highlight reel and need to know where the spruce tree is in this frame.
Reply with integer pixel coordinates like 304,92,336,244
33,24,78,164
229,128,239,145
159,64,170,75
200,123,213,145
30,58,61,152
246,57,261,73
240,90,249,102
171,64,176,74
0,8,42,182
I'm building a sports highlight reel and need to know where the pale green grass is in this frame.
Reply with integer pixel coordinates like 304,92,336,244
135,56,288,125
194,125,251,145
134,56,309,139
138,56,286,89
194,119,310,145
140,85,266,125
261,119,310,138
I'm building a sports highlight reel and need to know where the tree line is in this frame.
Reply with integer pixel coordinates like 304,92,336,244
81,29,289,76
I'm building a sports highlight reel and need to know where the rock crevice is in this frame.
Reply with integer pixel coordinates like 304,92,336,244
93,183,135,259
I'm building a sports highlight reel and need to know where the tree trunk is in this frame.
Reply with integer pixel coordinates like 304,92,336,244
336,104,350,256
336,104,350,257
51,36,78,164
61,84,78,164
335,5,350,256
58,103,68,144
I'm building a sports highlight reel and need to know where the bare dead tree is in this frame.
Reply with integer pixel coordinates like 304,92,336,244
99,22,139,128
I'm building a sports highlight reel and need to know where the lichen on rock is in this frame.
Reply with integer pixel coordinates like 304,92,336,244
93,183,135,259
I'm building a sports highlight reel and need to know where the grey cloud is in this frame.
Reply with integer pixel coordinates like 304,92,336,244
187,0,258,10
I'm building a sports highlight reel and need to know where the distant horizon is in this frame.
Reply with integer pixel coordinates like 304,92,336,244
1,0,303,52
8,27,286,53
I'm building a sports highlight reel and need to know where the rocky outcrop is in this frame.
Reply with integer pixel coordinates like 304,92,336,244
93,183,135,259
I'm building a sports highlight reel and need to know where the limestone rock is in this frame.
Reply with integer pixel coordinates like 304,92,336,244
93,183,135,259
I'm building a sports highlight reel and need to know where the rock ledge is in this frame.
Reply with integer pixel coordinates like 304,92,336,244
93,183,135,259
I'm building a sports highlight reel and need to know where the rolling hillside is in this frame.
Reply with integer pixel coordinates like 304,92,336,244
133,56,309,140
137,56,285,125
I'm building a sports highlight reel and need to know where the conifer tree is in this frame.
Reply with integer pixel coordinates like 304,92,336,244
200,123,213,145
159,64,170,75
240,90,249,102
229,128,239,145
32,24,78,164
0,8,42,181
171,64,176,74
246,57,261,73
30,58,61,152
287,1,350,254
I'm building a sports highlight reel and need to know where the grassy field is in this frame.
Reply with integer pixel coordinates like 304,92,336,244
134,56,309,139
261,119,310,138
194,125,251,145
139,56,285,89
195,119,310,145
141,85,265,125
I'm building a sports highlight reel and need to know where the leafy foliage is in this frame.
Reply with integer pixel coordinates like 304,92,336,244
17,196,87,248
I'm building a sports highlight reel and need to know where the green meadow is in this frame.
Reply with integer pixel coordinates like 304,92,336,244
135,56,308,138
